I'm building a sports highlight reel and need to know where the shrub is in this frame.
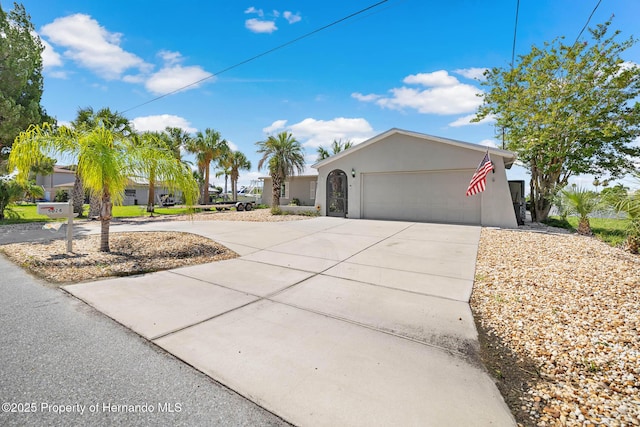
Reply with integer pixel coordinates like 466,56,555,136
270,206,282,215
54,189,69,202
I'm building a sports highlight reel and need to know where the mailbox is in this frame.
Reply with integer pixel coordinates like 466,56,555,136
37,202,72,219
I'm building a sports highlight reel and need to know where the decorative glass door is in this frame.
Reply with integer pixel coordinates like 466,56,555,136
327,169,348,217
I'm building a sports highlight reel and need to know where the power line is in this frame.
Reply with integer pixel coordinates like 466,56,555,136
503,0,520,149
510,0,520,69
121,0,390,114
572,0,603,47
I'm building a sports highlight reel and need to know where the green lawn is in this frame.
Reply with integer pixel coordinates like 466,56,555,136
544,215,630,247
1,203,199,225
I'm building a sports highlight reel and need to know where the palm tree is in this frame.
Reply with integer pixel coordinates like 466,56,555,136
227,151,251,202
0,177,24,220
71,107,133,217
9,123,197,252
135,131,171,214
163,126,191,161
256,131,305,209
560,186,600,235
23,180,44,203
316,138,353,162
185,129,228,204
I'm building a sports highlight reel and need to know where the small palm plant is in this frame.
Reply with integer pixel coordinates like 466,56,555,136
560,186,600,235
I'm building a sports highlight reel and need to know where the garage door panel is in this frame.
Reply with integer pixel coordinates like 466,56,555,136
362,172,480,224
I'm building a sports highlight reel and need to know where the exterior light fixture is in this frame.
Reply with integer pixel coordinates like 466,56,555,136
351,168,356,178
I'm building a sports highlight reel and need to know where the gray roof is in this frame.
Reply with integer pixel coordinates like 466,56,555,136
311,128,517,169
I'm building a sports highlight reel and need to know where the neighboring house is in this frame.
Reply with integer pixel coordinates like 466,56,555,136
35,167,179,206
123,178,183,206
35,166,76,201
312,128,518,228
260,167,318,207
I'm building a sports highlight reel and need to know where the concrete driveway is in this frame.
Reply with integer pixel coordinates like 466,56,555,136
64,217,514,426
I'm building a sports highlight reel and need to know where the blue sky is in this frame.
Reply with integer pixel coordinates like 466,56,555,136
7,0,640,190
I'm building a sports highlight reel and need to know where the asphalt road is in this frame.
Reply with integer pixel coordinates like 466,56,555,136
0,255,289,427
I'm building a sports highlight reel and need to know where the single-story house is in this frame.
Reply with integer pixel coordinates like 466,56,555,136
260,167,318,207
35,166,76,201
311,128,518,228
36,168,181,206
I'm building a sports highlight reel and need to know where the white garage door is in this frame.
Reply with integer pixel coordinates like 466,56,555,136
362,171,481,224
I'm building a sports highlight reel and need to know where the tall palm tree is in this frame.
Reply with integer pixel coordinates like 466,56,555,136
9,123,197,252
163,126,191,161
316,138,354,162
135,131,176,214
256,131,305,209
185,128,228,204
227,151,251,202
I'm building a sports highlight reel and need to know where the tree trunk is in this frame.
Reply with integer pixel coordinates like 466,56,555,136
231,175,237,203
203,163,210,205
89,193,101,218
577,217,592,236
99,190,112,252
147,171,155,214
272,175,281,208
72,174,84,217
534,196,553,223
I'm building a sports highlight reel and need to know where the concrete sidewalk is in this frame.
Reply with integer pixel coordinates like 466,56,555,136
65,217,515,426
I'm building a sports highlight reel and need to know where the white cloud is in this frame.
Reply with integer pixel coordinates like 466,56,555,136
40,37,63,68
283,11,302,24
245,18,277,34
265,117,374,149
355,70,483,115
478,139,498,148
226,140,239,151
454,67,488,80
448,113,496,127
47,70,69,79
40,13,150,80
263,120,288,134
244,7,264,17
143,50,213,95
403,70,458,86
351,92,380,102
158,50,183,65
131,114,197,133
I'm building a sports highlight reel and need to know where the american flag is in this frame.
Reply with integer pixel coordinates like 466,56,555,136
466,151,493,196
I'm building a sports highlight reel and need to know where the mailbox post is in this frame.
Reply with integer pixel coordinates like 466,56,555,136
37,200,78,252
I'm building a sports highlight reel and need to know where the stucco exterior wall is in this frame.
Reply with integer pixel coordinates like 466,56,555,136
315,132,517,228
261,176,318,207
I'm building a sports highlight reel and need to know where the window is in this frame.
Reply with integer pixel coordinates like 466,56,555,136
310,181,317,200
125,189,136,197
280,182,289,199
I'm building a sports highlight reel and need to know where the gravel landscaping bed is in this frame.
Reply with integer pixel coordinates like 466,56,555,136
0,231,238,284
472,227,640,426
0,209,310,284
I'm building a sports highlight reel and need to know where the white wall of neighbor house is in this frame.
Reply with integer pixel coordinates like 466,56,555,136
122,186,182,206
314,132,517,228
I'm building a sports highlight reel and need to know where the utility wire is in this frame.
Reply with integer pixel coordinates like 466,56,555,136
121,0,390,114
572,0,603,47
502,0,520,148
510,0,520,69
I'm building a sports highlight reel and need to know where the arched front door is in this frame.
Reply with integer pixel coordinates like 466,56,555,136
326,169,348,217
